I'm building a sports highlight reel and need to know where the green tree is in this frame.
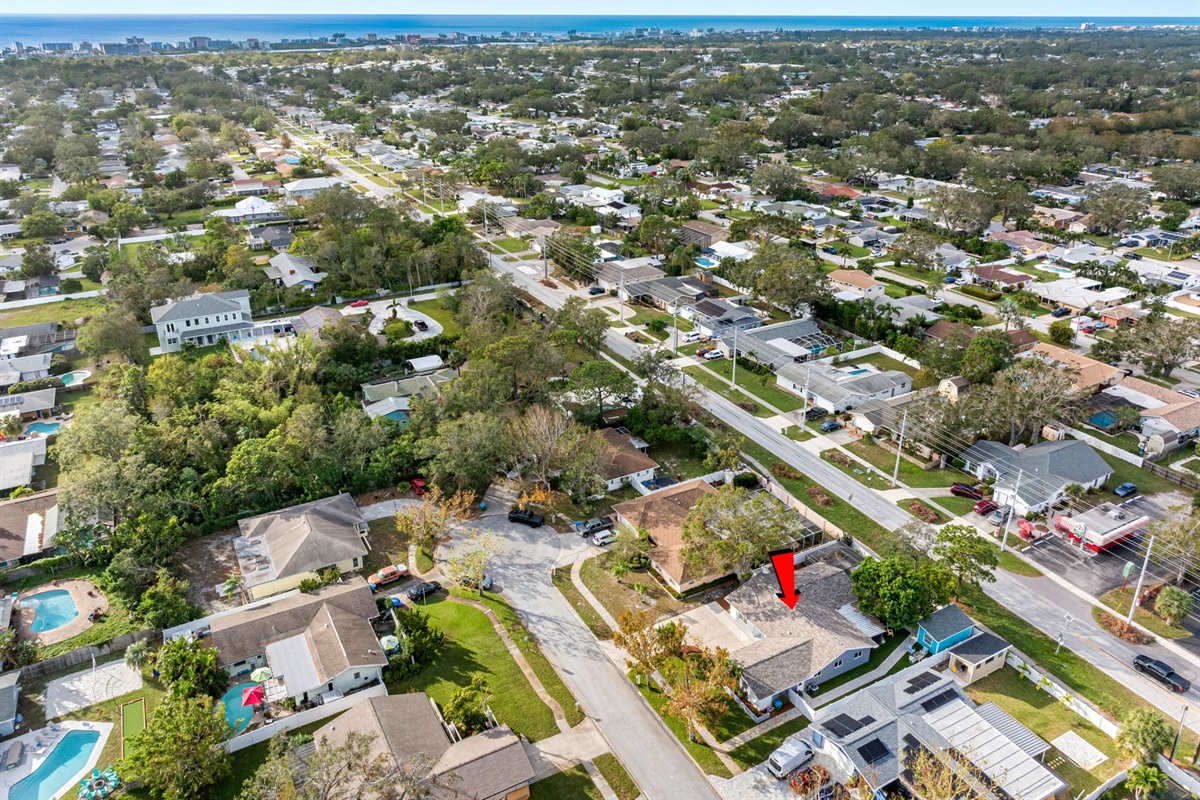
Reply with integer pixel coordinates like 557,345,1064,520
1084,183,1149,234
892,229,943,272
959,332,1016,384
19,210,64,240
681,484,805,578
1155,585,1193,627
1048,319,1075,347
442,673,492,736
569,359,635,420
614,608,687,678
1118,709,1174,765
850,557,953,630
137,569,198,629
664,647,739,743
393,485,475,560
125,639,152,672
108,202,150,237
1125,764,1168,800
77,304,150,364
417,412,512,493
154,635,228,700
0,629,38,668
932,524,999,594
123,694,231,800
18,242,57,278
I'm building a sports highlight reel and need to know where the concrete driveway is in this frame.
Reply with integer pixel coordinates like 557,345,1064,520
659,602,753,654
342,297,443,341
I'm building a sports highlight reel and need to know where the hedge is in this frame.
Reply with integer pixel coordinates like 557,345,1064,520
958,285,1003,302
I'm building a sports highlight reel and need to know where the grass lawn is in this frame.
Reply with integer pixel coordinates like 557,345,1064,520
695,359,805,412
652,440,715,481
684,365,774,418
529,766,604,800
63,668,167,779
965,667,1126,796
821,449,894,490
1082,426,1143,455
0,296,107,327
592,753,638,800
488,237,527,254
388,596,560,741
634,672,732,778
738,441,900,557
784,425,815,442
120,698,146,758
840,352,921,379
416,547,435,574
845,439,956,489
553,566,614,640
1096,587,1191,641
625,309,672,328
578,551,696,623
210,718,332,800
810,631,908,697
1097,452,1180,496
896,498,950,525
829,242,871,258
363,516,414,576
728,716,810,771
462,590,585,727
407,298,463,338
991,542,1044,577
929,495,979,517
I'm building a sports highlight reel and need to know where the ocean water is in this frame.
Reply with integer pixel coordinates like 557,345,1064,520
3,14,1197,46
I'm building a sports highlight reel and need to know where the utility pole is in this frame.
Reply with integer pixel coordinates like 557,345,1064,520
619,279,625,324
891,410,908,489
731,325,740,388
799,363,812,433
542,234,548,279
672,297,681,357
1127,534,1154,624
1173,705,1189,760
999,470,1023,553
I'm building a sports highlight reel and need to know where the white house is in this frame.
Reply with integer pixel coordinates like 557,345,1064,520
959,439,1113,516
210,196,287,225
776,361,912,413
599,428,657,492
265,252,325,291
150,290,254,353
283,177,347,201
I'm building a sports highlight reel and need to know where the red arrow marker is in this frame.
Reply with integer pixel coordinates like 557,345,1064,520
770,549,800,609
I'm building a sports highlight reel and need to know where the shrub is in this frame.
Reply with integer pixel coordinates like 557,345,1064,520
959,285,1003,302
61,278,82,294
49,353,72,375
9,376,64,394
732,472,759,489
807,486,834,507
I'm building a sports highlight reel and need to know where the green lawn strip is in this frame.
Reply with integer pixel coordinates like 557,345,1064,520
552,567,614,640
407,298,463,338
964,667,1125,796
1081,426,1143,455
462,590,586,726
928,495,979,517
991,543,1044,577
810,631,908,700
120,697,146,758
738,441,901,557
895,498,950,525
821,448,892,489
389,596,560,741
529,765,604,799
652,440,714,481
591,753,639,800
633,672,733,778
1096,451,1181,496
0,296,107,327
785,426,815,442
728,716,811,771
659,658,756,743
1096,587,1191,641
487,237,527,254
683,366,774,418
697,359,805,412
415,548,435,574
844,439,956,489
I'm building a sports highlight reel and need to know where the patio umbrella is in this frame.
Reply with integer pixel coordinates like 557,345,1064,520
379,635,400,651
242,684,265,706
249,667,272,683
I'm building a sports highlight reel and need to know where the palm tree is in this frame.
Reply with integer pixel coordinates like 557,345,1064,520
1125,764,1167,800
125,639,151,672
1063,483,1088,516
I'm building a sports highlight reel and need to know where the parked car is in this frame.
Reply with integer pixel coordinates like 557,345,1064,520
349,299,371,308
943,275,957,284
1081,326,1096,334
1179,388,1200,399
588,286,606,295
804,407,829,421
954,277,970,285
1093,321,1110,330
368,564,410,592
578,516,615,536
1114,482,1138,498
986,506,1011,526
682,331,702,343
1052,307,1072,318
1134,655,1190,692
950,483,984,501
593,529,618,546
462,574,494,591
1127,252,1143,260
410,478,428,496
508,507,546,528
704,349,725,361
407,580,442,601
821,246,838,254
767,739,814,779
414,320,429,331
714,211,727,219
819,419,843,432
973,499,998,516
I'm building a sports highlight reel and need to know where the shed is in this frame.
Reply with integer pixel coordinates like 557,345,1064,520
405,355,444,374
946,632,1012,685
916,605,974,654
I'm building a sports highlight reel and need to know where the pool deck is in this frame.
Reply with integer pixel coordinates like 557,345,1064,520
15,580,106,648
0,720,113,800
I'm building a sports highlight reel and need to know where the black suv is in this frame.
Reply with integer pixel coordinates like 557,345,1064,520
508,507,546,528
1134,655,1191,693
804,407,829,421
407,580,442,601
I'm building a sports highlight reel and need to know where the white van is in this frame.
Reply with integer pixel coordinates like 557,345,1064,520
593,529,618,546
682,331,702,343
767,738,814,779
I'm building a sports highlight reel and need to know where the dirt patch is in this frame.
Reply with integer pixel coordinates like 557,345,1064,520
807,487,834,507
172,530,241,614
826,451,855,468
772,463,801,480
1095,611,1155,645
907,500,944,524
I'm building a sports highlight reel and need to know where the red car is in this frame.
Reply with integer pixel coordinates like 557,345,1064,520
973,499,998,516
410,478,427,496
1081,325,1096,334
950,483,983,500
349,299,370,308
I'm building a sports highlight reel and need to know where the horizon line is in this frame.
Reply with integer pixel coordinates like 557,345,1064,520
7,11,1196,17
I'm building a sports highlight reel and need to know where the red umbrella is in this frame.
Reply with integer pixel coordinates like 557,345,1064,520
242,684,264,706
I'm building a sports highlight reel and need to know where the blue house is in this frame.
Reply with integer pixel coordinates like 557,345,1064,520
916,605,974,654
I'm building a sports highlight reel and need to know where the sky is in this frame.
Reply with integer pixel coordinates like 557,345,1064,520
14,1,1200,16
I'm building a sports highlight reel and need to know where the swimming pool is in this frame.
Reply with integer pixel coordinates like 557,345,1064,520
9,730,101,800
218,682,258,734
847,368,872,376
26,422,61,435
23,589,79,633
1090,410,1119,429
696,257,717,268
58,370,91,386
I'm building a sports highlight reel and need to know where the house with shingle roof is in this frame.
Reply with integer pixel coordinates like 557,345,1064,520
265,252,325,291
150,290,254,353
202,579,386,705
725,561,884,714
233,492,370,600
599,428,658,492
612,478,718,592
1024,342,1121,393
313,693,535,800
959,439,1113,516
828,269,885,300
1101,375,1200,449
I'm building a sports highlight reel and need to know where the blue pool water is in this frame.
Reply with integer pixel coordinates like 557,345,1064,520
847,368,871,375
9,730,101,800
26,422,61,435
219,683,258,733
58,371,91,386
1090,410,1119,429
696,257,717,268
23,590,79,633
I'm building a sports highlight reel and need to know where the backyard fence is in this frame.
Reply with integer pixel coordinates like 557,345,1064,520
1142,460,1200,492
1004,651,1121,739
1082,770,1127,800
819,343,923,371
1056,423,1145,467
18,630,156,681
225,681,388,753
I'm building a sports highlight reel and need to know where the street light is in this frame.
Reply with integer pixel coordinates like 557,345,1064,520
1055,613,1073,654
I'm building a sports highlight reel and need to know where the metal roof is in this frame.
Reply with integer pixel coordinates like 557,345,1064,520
974,702,1052,759
838,603,886,639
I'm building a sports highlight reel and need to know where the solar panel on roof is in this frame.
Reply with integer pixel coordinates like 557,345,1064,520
859,716,875,727
824,714,857,737
920,688,959,713
903,672,939,694
1167,271,1191,281
858,739,890,765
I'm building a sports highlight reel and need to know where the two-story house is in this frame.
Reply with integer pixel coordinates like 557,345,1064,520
150,290,254,353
